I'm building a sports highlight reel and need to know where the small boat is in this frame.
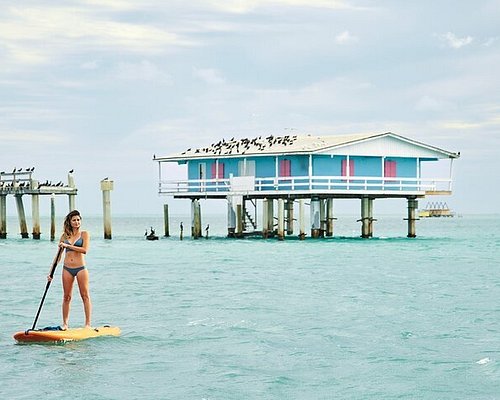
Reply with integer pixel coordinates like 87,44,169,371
418,201,455,218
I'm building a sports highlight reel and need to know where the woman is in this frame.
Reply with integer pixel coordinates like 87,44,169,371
49,210,92,330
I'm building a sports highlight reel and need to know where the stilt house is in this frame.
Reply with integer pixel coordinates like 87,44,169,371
154,132,459,238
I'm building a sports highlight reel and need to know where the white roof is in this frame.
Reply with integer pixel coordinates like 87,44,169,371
154,132,460,161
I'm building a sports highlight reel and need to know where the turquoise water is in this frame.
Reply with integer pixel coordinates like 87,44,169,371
1,214,499,399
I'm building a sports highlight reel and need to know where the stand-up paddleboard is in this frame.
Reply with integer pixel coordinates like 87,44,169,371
14,325,120,344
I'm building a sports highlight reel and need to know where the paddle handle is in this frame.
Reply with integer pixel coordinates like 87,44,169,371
30,246,64,331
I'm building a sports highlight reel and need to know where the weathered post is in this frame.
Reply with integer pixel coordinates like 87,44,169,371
262,198,269,238
406,197,418,238
310,197,321,238
326,198,335,237
31,180,41,239
68,171,76,211
191,199,202,238
277,198,285,240
368,198,375,237
236,204,243,238
298,199,306,240
50,194,56,241
286,199,294,235
360,197,370,238
267,199,274,236
0,194,7,239
163,203,170,237
227,197,236,237
15,193,29,238
101,179,113,240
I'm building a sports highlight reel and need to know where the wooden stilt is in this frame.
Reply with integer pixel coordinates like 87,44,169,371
163,204,170,237
326,198,335,237
277,198,285,240
310,197,321,238
191,199,202,238
227,197,236,237
406,197,418,238
286,199,294,235
360,197,370,238
0,194,6,239
298,199,306,240
236,204,243,238
50,194,56,241
32,190,41,239
101,179,113,240
15,194,29,238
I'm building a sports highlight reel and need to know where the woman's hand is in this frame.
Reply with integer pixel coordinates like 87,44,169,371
47,275,53,282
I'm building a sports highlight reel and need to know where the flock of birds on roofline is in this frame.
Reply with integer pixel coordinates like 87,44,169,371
180,134,299,156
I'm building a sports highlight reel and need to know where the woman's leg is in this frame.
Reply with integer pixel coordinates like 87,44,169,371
62,269,75,330
76,269,92,328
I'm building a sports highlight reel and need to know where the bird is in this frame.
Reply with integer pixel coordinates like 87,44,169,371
69,169,74,174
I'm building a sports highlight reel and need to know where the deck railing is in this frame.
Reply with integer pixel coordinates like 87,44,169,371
159,175,453,195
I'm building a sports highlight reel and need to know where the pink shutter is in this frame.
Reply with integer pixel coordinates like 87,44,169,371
384,160,396,178
279,159,291,177
211,163,216,179
342,159,354,177
218,163,224,179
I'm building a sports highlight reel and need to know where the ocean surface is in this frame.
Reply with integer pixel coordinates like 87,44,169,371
1,213,499,399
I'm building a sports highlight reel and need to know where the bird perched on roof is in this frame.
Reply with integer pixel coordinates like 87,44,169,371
69,169,74,174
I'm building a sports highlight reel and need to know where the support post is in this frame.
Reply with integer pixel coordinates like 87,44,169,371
68,171,76,211
163,203,170,237
15,194,29,238
191,199,202,239
326,198,335,237
368,197,374,238
50,194,56,241
298,199,306,240
0,194,6,239
286,199,294,235
227,197,236,237
406,197,418,238
262,198,269,238
360,197,370,238
266,198,274,237
310,197,321,238
277,198,285,240
32,189,41,239
236,204,243,238
101,179,113,240
319,199,326,238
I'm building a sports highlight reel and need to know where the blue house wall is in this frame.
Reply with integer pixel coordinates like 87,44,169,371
186,154,419,191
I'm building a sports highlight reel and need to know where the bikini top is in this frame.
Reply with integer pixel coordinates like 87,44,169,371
64,236,83,251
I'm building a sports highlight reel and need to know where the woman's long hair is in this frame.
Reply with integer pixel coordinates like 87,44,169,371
63,210,81,239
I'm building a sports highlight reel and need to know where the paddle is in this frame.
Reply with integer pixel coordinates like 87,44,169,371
29,246,64,331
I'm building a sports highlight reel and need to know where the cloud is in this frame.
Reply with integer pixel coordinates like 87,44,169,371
192,68,226,85
0,5,193,68
115,61,173,83
438,32,473,49
335,30,358,45
206,0,358,13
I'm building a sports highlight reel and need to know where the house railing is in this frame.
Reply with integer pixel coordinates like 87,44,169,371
159,175,453,195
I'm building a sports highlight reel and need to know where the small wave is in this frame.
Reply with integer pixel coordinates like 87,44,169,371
476,357,491,365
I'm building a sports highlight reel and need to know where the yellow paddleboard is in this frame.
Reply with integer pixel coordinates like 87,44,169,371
14,325,120,343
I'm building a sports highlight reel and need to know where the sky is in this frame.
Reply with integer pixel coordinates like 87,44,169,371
1,0,499,217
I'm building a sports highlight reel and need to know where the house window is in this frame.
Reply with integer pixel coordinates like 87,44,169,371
238,160,256,176
211,162,224,179
384,160,397,178
279,159,291,177
341,159,354,177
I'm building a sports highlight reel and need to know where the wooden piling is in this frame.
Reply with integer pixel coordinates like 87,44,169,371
236,204,243,237
262,198,269,238
68,172,76,211
298,199,306,240
227,197,236,237
310,197,321,238
326,198,335,237
286,199,294,235
15,194,29,238
191,199,202,238
31,188,41,239
360,197,370,238
101,179,113,240
163,204,170,237
0,194,6,239
50,194,56,241
277,198,285,240
266,199,274,237
406,197,418,238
